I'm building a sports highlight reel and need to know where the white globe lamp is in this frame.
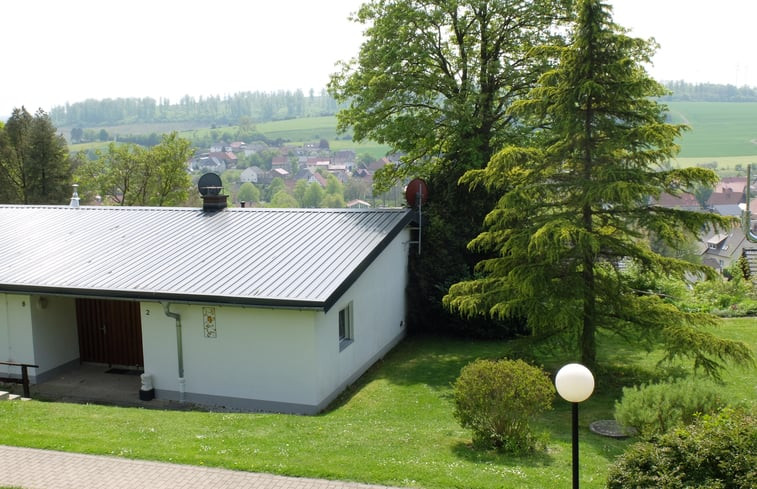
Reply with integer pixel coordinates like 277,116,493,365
555,363,595,402
555,363,594,489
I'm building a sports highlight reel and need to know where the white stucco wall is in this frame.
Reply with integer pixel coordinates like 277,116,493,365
0,294,34,378
0,294,78,381
313,229,410,407
140,302,320,410
138,230,409,413
29,295,78,376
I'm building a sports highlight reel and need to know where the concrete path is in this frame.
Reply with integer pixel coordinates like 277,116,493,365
0,445,409,489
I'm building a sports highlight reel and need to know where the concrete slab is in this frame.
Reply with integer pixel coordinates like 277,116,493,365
1,363,203,411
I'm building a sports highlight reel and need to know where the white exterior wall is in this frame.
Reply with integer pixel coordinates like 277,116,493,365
0,226,410,413
29,295,78,379
313,229,410,408
141,302,320,412
0,294,34,377
0,294,78,382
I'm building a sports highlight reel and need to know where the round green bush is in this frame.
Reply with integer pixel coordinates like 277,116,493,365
606,407,756,489
452,358,554,453
614,377,725,437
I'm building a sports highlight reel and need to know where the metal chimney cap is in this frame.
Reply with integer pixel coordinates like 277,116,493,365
70,184,80,208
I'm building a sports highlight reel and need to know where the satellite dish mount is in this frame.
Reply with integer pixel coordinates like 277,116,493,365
198,173,228,212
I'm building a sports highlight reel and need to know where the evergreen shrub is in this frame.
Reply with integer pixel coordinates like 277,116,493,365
614,377,725,437
606,407,757,489
452,358,554,453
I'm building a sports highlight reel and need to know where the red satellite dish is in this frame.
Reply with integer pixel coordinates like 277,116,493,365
405,178,429,208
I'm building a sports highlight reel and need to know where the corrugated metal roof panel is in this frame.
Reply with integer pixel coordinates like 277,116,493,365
0,205,413,310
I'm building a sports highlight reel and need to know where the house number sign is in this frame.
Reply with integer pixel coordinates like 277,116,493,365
203,307,217,338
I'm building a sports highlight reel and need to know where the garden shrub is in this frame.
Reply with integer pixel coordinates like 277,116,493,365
452,358,554,453
614,377,725,437
606,407,757,489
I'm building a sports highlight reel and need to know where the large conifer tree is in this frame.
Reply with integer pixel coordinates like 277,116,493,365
0,107,72,204
445,0,751,371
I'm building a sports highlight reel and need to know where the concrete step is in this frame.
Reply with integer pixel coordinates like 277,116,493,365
0,391,9,400
6,394,21,401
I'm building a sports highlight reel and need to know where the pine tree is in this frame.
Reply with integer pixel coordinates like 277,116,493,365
445,0,752,373
0,107,72,204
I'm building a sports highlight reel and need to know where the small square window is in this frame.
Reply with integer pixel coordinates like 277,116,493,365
339,302,354,350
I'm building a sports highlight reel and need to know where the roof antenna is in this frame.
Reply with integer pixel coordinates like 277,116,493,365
69,184,80,208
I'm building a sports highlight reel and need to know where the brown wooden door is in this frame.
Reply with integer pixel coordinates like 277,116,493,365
76,299,144,367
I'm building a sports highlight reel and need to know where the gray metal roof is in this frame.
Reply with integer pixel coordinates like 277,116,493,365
0,205,414,311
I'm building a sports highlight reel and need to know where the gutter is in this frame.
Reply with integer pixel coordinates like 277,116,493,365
161,302,186,402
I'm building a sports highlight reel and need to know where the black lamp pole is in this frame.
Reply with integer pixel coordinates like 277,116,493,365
571,402,579,489
555,363,594,489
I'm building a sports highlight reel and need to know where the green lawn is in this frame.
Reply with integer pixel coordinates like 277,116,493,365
1,318,754,489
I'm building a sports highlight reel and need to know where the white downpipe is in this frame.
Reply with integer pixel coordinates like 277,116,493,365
161,302,185,402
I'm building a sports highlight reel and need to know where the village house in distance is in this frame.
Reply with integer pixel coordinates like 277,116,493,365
653,176,757,275
188,139,397,208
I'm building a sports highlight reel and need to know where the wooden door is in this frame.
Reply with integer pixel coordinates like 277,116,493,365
76,299,144,367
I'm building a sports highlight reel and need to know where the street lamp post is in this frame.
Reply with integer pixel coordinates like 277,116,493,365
555,363,595,489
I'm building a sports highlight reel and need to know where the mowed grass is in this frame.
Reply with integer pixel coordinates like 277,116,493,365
256,116,342,141
0,318,754,489
666,101,757,158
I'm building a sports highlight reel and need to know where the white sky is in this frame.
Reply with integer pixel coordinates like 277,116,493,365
2,0,755,119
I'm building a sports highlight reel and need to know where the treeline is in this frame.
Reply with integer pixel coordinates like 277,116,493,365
48,82,757,128
661,81,757,102
50,89,340,127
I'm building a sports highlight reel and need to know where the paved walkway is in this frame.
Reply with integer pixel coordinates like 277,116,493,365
0,445,409,489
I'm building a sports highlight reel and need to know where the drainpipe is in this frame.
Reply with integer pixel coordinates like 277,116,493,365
161,302,185,402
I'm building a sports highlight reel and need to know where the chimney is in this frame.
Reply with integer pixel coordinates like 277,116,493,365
197,173,228,212
69,184,80,208
201,193,228,212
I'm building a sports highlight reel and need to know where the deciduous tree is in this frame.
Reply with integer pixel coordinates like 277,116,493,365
76,132,191,206
238,182,260,204
269,190,298,208
444,0,752,372
329,0,571,335
145,132,193,206
293,179,308,206
303,182,325,208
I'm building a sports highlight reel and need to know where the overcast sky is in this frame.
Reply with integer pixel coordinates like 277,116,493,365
2,0,755,119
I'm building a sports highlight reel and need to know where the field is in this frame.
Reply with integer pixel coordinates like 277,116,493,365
64,103,757,168
67,116,393,159
666,101,757,159
0,318,754,489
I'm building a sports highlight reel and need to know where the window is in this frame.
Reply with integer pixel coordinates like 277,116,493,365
338,302,354,350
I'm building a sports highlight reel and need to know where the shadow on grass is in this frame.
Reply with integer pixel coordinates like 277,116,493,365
450,440,555,468
372,333,678,392
325,331,683,414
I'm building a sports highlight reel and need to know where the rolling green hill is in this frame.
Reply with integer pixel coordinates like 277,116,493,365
67,103,757,167
666,101,757,158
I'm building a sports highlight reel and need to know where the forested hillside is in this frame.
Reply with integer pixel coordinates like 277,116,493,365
662,81,757,102
46,82,756,139
50,90,340,127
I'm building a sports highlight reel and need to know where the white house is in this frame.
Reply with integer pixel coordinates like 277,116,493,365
240,166,265,184
0,201,414,414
